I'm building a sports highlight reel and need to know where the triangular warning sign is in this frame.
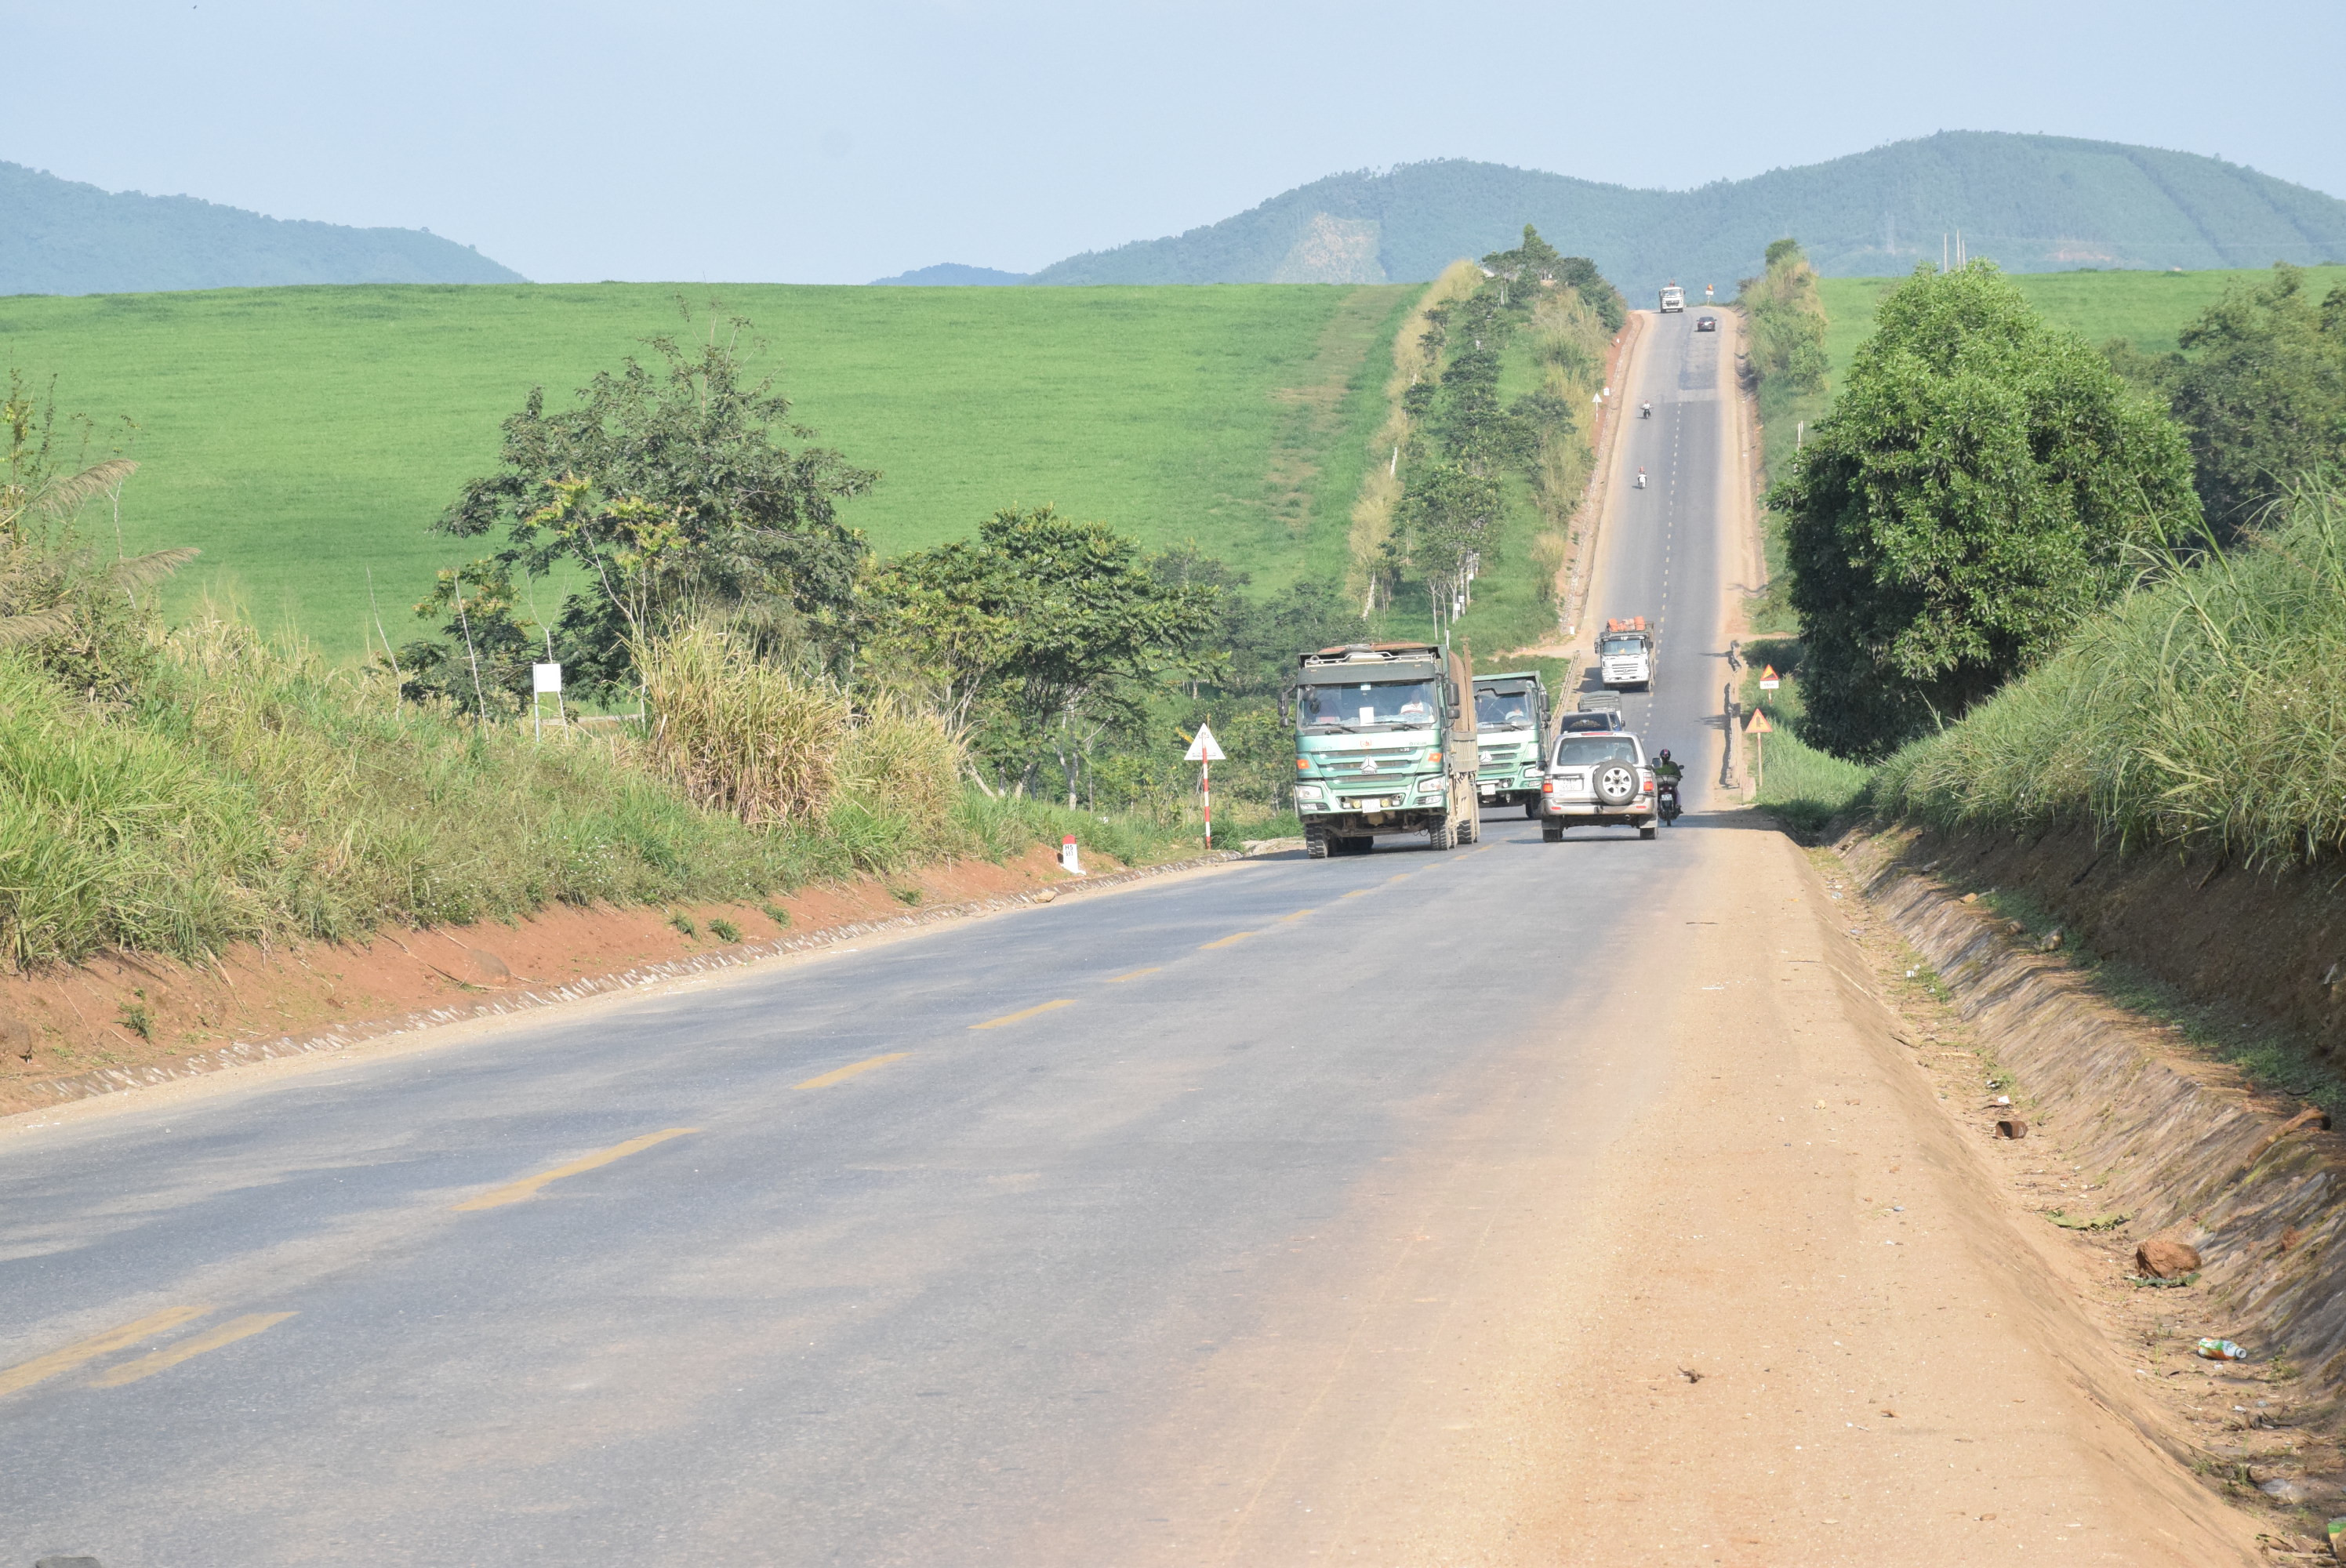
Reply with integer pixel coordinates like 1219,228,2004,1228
1185,724,1226,762
1745,709,1774,734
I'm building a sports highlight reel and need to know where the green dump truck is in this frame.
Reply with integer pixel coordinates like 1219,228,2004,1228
1286,642,1480,859
1471,671,1551,818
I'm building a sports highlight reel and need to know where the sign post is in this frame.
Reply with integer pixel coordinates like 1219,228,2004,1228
531,662,565,741
1745,706,1774,798
1185,724,1226,852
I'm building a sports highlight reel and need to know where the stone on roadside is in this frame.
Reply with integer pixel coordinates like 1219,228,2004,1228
2135,1238,2202,1279
1996,1118,2028,1139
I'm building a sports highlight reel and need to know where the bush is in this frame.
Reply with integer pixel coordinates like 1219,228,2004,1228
637,625,851,825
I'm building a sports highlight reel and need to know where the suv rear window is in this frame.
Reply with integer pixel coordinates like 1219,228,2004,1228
1552,736,1640,768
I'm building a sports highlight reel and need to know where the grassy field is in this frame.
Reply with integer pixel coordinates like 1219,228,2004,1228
1816,264,2346,379
0,282,1414,658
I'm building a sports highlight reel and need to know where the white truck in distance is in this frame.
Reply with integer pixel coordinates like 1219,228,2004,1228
1598,617,1655,691
1658,285,1685,313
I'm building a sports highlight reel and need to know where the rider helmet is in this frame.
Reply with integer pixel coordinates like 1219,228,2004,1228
1658,749,1672,760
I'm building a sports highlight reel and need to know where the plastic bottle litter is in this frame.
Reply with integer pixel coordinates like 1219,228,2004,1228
2196,1338,2250,1361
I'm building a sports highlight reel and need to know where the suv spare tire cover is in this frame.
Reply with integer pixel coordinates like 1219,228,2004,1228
1594,762,1638,806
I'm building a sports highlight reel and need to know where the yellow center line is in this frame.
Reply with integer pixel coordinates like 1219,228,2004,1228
89,1312,297,1388
1199,931,1257,949
1341,890,1371,899
1277,909,1316,922
1385,873,1412,882
970,998,1076,1030
0,1305,210,1399
453,1127,700,1211
1106,967,1162,983
795,1052,909,1090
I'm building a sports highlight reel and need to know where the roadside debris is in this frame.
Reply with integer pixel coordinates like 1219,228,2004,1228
1996,1118,2028,1139
2137,1239,2203,1279
2197,1338,2250,1362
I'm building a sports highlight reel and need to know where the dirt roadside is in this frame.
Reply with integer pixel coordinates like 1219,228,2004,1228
0,844,1250,1121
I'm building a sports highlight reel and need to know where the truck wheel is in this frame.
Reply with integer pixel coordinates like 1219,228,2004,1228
1640,822,1658,840
1306,824,1331,860
1426,815,1456,851
1542,825,1563,844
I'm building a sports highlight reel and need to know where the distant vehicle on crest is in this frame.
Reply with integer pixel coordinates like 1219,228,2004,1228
1695,314,1717,332
1658,284,1685,314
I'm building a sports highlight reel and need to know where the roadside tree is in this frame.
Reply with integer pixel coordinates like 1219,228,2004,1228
430,315,877,700
1776,262,2199,759
861,506,1218,803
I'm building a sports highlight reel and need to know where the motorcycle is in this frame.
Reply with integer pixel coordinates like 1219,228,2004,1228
1634,468,1647,489
1640,401,1652,419
1656,778,1682,824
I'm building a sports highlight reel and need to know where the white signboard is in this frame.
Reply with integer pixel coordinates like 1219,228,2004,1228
532,662,564,695
1184,724,1226,763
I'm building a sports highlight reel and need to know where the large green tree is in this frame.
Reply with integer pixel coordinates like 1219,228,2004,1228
861,506,1218,801
433,318,877,698
2165,263,2346,536
1777,262,2199,759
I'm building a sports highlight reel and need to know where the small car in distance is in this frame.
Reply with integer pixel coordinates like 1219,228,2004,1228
1695,314,1718,332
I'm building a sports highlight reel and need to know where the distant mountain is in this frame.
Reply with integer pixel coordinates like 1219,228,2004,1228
0,161,525,296
870,262,1030,286
1025,133,2346,297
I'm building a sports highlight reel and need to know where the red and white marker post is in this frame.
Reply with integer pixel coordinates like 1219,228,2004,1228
1185,724,1226,852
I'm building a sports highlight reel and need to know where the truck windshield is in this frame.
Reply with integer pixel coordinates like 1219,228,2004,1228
1600,636,1644,657
1552,735,1638,768
1474,690,1534,729
1299,680,1439,731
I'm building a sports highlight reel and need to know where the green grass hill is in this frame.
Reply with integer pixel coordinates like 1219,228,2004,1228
0,161,523,296
1026,134,2346,299
0,281,1413,657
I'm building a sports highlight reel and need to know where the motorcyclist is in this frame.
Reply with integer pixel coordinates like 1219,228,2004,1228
1651,747,1684,822
1640,401,1651,419
1635,466,1647,488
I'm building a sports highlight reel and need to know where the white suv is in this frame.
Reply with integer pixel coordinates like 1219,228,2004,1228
1540,731,1658,841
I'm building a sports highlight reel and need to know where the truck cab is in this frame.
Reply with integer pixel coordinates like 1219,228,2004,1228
1471,671,1550,818
1540,729,1660,841
1288,643,1480,859
1658,285,1685,314
1598,617,1656,691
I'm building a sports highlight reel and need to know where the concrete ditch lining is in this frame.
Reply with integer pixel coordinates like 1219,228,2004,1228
19,850,1245,1112
1841,827,2346,1404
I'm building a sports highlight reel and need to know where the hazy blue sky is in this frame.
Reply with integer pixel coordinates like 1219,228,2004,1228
9,0,2343,283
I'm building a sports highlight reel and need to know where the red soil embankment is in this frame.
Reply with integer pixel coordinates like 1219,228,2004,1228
0,844,1112,1116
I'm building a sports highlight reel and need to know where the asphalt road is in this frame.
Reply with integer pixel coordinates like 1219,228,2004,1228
4,828,1698,1564
1587,306,1732,798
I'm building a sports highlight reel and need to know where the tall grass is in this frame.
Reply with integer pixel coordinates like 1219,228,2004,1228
0,618,1196,971
1874,480,2346,869
1754,729,1874,835
638,626,853,825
